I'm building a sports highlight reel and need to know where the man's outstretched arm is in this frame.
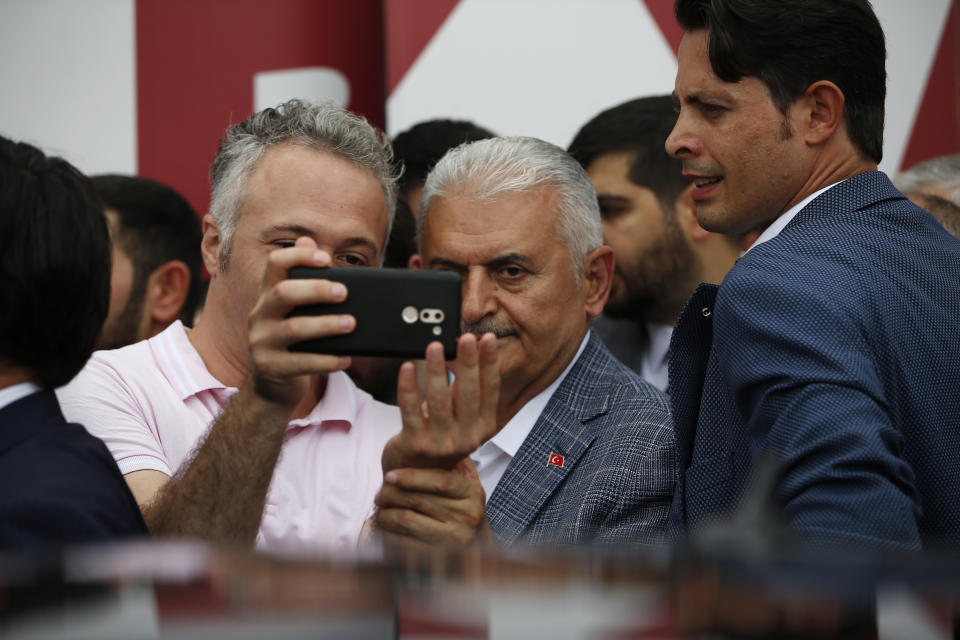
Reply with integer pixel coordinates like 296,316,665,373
127,238,357,545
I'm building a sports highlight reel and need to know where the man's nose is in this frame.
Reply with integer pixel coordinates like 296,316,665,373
460,270,496,323
665,112,700,159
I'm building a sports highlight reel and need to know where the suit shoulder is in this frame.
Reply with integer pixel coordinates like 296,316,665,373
592,357,673,448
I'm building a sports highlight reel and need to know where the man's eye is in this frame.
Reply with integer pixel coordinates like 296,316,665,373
501,266,525,279
700,103,726,116
337,254,367,266
599,205,627,220
273,240,296,249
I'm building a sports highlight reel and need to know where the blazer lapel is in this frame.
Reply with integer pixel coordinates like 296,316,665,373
486,334,610,545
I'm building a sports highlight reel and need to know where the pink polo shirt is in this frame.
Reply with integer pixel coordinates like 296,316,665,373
56,321,399,554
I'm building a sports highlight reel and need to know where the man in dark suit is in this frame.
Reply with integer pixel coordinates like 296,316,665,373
375,136,676,547
666,0,960,551
0,136,147,548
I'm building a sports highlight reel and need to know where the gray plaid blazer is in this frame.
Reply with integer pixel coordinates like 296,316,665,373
487,331,676,547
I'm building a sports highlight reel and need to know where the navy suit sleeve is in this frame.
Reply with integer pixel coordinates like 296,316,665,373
714,266,921,551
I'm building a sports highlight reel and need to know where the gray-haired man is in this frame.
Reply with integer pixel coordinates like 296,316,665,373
59,100,499,553
375,137,676,547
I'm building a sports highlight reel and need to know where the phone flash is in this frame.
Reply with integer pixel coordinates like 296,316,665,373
433,326,442,336
401,306,418,324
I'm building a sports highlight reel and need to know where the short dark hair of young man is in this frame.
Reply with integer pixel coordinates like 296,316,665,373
91,174,203,349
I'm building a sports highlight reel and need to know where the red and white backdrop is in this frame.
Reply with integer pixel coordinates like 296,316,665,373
1,0,957,218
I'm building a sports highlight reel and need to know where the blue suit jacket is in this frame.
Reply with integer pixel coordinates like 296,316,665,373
0,390,148,548
668,172,960,552
487,332,675,547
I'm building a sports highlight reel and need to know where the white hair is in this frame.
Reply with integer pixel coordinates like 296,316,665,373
894,154,960,205
208,99,398,269
417,136,603,276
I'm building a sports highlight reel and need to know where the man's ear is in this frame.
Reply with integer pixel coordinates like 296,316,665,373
408,253,423,270
200,215,222,275
142,260,191,338
582,245,615,318
802,80,845,145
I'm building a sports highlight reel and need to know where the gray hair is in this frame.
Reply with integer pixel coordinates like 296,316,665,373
894,154,960,205
417,136,603,276
209,99,398,269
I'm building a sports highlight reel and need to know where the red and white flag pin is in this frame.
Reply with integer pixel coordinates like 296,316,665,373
548,453,564,468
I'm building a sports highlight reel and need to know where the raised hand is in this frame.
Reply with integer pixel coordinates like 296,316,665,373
381,332,500,472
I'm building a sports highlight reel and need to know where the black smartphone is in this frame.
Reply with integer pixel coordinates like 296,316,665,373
286,266,461,360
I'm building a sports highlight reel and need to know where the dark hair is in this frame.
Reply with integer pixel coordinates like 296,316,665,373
0,136,110,388
392,119,497,196
383,198,417,269
568,95,687,213
675,0,886,163
91,175,203,325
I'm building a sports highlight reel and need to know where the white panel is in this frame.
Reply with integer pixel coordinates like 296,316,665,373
254,67,351,112
874,0,952,173
387,0,677,147
0,0,136,174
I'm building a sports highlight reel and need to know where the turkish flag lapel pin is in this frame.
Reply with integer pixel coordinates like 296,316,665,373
548,453,564,468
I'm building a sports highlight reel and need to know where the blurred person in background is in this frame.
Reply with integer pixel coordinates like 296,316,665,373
0,135,147,547
92,174,203,350
392,118,496,215
568,95,756,391
894,154,960,237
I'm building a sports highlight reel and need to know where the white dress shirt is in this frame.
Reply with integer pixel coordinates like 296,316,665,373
0,381,41,412
470,332,591,501
640,322,673,394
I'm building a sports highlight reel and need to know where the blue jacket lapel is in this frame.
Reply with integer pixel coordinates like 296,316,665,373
486,333,611,544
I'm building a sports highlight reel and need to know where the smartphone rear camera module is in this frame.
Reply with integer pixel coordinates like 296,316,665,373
420,309,444,324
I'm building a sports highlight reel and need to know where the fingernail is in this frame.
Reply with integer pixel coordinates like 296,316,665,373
385,471,398,484
340,315,354,330
400,364,415,379
338,356,351,368
331,283,347,299
313,250,327,263
461,337,477,354
427,345,443,362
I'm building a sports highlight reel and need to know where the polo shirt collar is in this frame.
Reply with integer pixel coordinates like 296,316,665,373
151,321,228,400
150,321,358,431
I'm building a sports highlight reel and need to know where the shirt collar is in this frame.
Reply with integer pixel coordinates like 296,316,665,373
151,321,358,432
151,321,228,400
0,381,41,412
484,331,591,458
645,322,673,366
289,369,359,430
744,180,843,255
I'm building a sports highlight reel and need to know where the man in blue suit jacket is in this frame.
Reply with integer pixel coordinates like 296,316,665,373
375,136,675,547
0,136,147,548
665,0,960,551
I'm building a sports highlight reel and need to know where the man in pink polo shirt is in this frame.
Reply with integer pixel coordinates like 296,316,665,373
58,99,499,553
